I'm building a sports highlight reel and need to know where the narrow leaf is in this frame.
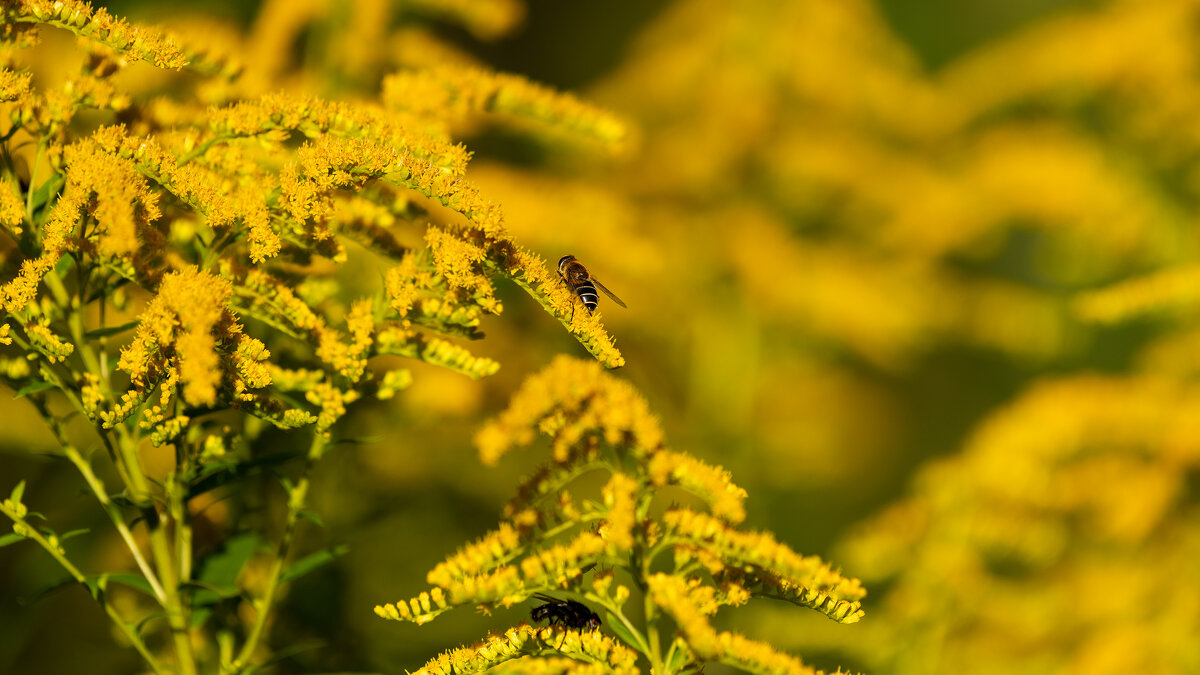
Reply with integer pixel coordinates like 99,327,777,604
281,545,349,584
84,321,140,339
604,612,646,656
13,381,57,399
9,480,25,504
0,533,26,547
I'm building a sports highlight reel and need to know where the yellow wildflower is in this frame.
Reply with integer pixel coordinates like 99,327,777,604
0,67,31,103
1074,264,1200,323
647,573,720,658
648,450,747,524
0,176,22,236
3,0,188,70
427,523,524,588
663,508,866,623
474,356,662,466
600,473,638,553
118,267,262,408
383,65,626,150
397,0,524,41
25,321,74,363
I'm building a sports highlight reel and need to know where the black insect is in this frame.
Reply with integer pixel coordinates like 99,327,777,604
530,593,601,632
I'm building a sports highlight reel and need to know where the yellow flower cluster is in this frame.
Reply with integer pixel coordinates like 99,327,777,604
398,0,525,41
663,509,865,624
381,358,863,673
599,473,637,553
411,624,638,675
648,450,746,524
2,170,81,312
383,65,627,149
1073,264,1200,324
427,523,524,588
118,267,269,409
0,67,31,102
474,355,662,465
1,0,187,70
649,573,852,675
25,321,74,363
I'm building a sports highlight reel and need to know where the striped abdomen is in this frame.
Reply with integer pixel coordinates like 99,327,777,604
573,280,599,311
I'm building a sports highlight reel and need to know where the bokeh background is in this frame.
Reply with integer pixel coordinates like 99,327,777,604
3,0,1199,673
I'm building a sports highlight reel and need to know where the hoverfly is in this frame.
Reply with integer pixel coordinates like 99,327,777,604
557,255,626,317
531,593,601,651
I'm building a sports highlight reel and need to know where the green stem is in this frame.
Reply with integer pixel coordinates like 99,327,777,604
0,501,165,674
230,434,326,673
32,397,169,605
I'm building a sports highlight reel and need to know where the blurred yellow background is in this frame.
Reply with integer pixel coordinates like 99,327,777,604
2,1,1198,674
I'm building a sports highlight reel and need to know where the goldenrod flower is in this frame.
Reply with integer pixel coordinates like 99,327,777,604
383,65,626,150
663,509,865,623
427,523,525,589
397,0,524,42
648,450,746,524
0,176,24,236
25,321,74,363
3,0,188,70
118,267,265,409
600,473,638,553
474,356,661,466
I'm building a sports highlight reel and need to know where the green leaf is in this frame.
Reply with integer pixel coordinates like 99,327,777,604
604,612,646,655
0,533,27,547
83,573,157,599
13,381,57,399
84,321,140,339
29,173,65,213
280,545,348,584
297,509,324,528
9,480,25,504
58,528,91,543
191,533,264,606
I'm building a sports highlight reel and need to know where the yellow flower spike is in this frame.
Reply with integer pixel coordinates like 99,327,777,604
517,532,606,588
383,65,626,150
475,356,661,465
713,632,832,675
206,93,470,173
395,0,524,41
663,509,866,624
2,0,188,70
601,473,638,553
427,523,524,588
646,573,721,659
649,450,747,524
25,322,74,364
0,323,13,346
0,176,23,236
1073,264,1200,324
118,267,251,408
0,67,32,104
426,226,500,311
1,174,86,312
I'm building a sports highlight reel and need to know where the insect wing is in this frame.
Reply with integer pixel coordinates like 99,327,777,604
592,278,627,308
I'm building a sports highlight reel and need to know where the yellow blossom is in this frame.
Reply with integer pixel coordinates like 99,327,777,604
397,0,525,41
25,321,74,363
663,508,865,623
0,177,21,237
2,0,188,70
600,473,637,553
648,450,747,524
383,65,626,150
475,356,662,465
427,523,525,589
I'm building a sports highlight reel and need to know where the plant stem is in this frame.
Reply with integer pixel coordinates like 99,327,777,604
0,501,165,674
230,434,326,673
